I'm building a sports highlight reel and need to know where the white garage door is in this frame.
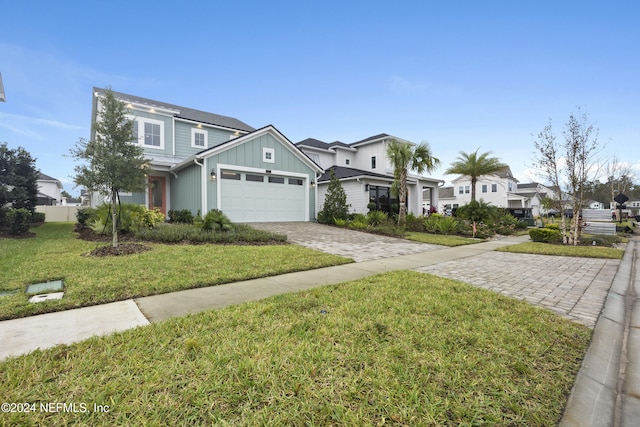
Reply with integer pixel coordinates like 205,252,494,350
219,171,306,222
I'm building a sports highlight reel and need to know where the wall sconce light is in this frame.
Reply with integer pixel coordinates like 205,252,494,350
311,182,316,188
210,169,217,181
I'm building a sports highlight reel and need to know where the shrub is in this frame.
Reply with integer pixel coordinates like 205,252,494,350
367,210,388,226
141,208,165,228
0,207,7,227
31,212,46,223
516,220,529,229
318,170,349,224
76,207,96,226
134,223,286,244
203,209,233,232
579,234,625,247
168,209,194,224
529,228,562,243
367,202,377,211
6,208,32,235
424,214,462,235
545,223,560,230
333,218,347,227
404,213,424,232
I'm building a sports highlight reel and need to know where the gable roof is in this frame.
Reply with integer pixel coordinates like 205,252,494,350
317,166,397,183
439,186,455,199
172,125,322,173
351,133,391,146
93,87,255,132
38,173,63,188
296,138,353,151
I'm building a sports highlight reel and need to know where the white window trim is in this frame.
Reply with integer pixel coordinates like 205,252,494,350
191,128,208,149
263,147,275,164
129,116,165,150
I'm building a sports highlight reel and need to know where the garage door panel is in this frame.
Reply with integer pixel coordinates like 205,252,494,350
220,172,306,222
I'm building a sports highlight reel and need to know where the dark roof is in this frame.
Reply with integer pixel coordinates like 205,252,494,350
296,138,351,150
439,187,455,199
517,182,539,189
318,166,394,182
351,133,390,145
495,166,516,179
94,87,255,132
38,173,59,182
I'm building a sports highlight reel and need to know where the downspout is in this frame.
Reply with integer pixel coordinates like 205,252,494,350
193,157,206,215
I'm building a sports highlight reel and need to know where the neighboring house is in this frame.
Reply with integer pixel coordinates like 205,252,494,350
439,167,560,218
37,173,63,206
90,88,322,222
296,134,443,216
586,200,605,210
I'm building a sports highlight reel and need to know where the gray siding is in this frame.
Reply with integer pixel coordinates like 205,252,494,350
171,164,202,215
174,121,241,158
130,110,174,157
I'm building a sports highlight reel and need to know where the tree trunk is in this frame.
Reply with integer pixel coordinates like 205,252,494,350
471,177,477,201
111,188,118,248
398,169,408,226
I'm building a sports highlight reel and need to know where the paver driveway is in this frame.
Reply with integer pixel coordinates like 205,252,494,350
416,251,620,328
249,222,442,262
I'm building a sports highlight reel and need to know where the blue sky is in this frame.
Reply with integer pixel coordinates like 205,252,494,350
1,0,639,195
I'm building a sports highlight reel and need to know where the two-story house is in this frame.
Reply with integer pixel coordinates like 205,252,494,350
90,88,322,222
296,134,442,216
36,173,63,206
439,167,558,217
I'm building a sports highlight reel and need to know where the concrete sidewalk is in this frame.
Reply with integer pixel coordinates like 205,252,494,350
560,238,640,427
0,235,528,359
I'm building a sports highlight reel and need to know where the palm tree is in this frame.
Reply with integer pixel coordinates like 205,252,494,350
386,139,441,225
444,149,507,201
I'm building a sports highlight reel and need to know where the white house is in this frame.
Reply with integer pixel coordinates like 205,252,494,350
296,134,443,217
439,167,558,217
36,173,63,206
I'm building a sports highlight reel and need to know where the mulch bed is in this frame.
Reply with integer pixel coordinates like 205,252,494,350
76,224,152,257
87,243,152,257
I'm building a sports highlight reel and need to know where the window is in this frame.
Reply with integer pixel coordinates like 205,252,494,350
491,184,497,192
345,159,350,165
307,152,320,164
130,117,165,149
371,156,376,169
221,171,240,180
482,184,487,193
246,174,263,182
508,181,514,192
459,186,464,195
263,147,275,163
464,186,470,194
191,128,207,149
268,176,285,184
288,178,303,185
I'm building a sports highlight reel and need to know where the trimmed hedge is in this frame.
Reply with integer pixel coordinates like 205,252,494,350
529,227,562,243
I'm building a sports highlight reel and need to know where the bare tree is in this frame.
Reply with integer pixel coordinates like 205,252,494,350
533,109,602,245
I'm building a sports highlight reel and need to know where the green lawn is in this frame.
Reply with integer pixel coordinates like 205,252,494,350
0,223,351,320
0,270,589,426
405,231,480,246
497,241,624,259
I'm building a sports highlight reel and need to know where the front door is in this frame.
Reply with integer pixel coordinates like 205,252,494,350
148,176,166,216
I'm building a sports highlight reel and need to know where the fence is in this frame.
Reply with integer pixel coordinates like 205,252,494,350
35,206,80,222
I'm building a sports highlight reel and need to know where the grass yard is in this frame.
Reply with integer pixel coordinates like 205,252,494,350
0,270,589,426
0,223,351,320
405,231,480,247
497,241,624,259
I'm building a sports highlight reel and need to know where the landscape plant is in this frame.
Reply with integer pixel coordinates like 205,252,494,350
455,200,497,238
317,170,349,224
70,87,149,248
386,139,440,226
444,149,506,201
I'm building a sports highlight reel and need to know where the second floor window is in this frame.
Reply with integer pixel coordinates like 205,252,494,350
459,186,464,194
492,184,497,192
482,184,487,193
131,117,164,149
191,128,207,149
465,186,470,194
371,156,376,169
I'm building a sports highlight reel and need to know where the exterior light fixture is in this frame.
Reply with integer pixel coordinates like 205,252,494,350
311,181,316,188
210,169,217,180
